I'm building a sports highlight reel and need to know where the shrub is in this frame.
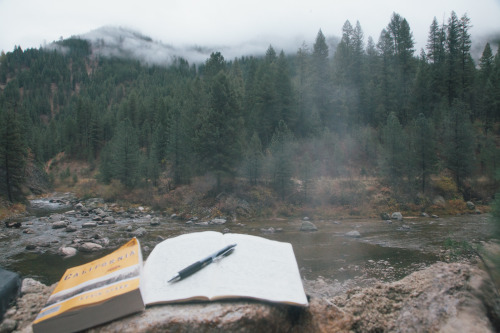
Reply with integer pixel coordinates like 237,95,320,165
435,176,460,199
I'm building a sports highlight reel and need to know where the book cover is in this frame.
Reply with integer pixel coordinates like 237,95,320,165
32,238,144,333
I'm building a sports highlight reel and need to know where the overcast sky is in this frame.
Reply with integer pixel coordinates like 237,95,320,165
1,0,500,56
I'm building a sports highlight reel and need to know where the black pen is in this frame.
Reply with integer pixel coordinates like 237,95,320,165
168,243,237,283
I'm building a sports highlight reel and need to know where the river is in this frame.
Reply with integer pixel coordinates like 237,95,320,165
0,195,494,286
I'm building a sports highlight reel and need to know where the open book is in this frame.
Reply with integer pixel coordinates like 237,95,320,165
33,232,308,332
141,231,308,306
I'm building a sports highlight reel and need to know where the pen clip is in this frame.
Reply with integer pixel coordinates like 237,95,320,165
213,247,235,262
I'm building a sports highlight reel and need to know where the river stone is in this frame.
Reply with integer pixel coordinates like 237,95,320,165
345,230,361,238
132,227,147,237
103,216,115,224
300,221,318,232
66,225,77,232
380,212,390,220
391,212,403,220
78,242,103,252
150,217,160,226
210,218,227,225
260,227,276,234
58,246,77,257
83,222,98,228
49,213,65,222
0,318,17,332
51,220,69,229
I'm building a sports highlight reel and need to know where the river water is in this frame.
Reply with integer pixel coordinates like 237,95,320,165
0,197,494,286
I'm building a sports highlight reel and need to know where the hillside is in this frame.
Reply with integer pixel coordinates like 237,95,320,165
0,12,499,218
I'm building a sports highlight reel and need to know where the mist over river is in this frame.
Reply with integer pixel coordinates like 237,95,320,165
0,195,494,286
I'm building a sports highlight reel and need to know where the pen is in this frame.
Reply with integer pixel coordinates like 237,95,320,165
168,243,237,283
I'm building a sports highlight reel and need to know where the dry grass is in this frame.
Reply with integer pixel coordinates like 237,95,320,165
42,157,497,219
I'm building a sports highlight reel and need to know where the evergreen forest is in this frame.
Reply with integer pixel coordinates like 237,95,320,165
1,12,499,215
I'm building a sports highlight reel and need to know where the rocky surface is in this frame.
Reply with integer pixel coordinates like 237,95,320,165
1,262,499,332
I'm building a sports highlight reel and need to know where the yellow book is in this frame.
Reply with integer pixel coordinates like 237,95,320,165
32,238,144,333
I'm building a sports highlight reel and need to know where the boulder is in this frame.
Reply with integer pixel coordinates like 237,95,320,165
260,227,276,234
0,268,21,321
345,230,361,238
65,225,77,232
150,217,160,226
332,262,500,332
0,318,17,332
466,201,475,210
380,212,391,220
300,221,318,232
51,220,69,229
210,218,227,225
103,216,116,224
391,212,403,221
58,246,77,257
4,263,500,333
132,227,147,237
49,213,65,221
82,222,98,228
78,242,103,252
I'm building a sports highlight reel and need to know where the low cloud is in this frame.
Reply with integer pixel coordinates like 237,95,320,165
71,26,315,65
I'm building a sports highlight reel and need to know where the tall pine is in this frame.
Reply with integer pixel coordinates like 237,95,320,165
0,108,27,202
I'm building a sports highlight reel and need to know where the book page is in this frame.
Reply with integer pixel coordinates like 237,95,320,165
141,231,308,306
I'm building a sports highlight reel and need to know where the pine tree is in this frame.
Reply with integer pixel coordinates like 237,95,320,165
244,132,263,185
426,17,447,108
269,120,294,200
194,71,243,190
0,108,27,202
458,14,474,104
446,11,461,105
410,113,437,194
110,118,141,188
477,43,495,129
442,100,474,196
294,42,319,137
376,28,397,123
379,112,408,189
275,51,296,131
311,30,331,126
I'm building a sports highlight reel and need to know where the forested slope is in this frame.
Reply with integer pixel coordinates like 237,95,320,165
0,12,499,211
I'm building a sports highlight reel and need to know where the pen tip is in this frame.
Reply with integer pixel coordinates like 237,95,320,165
168,274,180,283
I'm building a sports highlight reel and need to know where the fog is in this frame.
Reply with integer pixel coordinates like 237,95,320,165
72,26,310,65
2,0,500,60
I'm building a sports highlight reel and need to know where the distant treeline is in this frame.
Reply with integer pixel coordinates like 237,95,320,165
0,11,499,203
